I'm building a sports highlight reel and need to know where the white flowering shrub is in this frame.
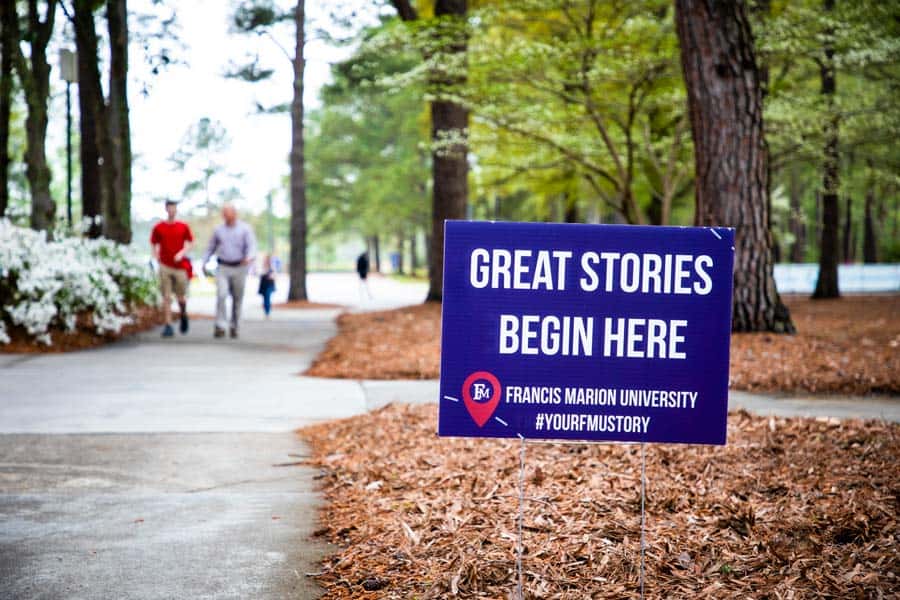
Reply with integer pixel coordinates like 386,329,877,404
0,219,159,346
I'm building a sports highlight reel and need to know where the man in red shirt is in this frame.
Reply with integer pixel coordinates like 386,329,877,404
150,200,194,337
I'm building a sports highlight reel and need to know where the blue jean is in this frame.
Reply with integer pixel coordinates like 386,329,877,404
262,290,273,315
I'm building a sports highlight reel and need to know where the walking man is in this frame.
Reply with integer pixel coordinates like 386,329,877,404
150,199,194,337
202,204,257,338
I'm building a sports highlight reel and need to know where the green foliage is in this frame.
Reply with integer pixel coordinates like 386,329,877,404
462,0,693,225
758,0,900,262
168,117,240,209
306,24,430,245
232,0,291,32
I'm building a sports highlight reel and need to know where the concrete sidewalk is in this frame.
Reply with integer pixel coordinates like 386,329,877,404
0,309,354,600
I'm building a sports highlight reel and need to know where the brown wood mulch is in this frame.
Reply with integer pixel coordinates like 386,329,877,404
0,304,165,353
305,295,900,395
275,300,343,310
300,403,899,599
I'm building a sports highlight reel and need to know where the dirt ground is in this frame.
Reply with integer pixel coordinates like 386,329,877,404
0,305,165,353
305,295,900,395
301,404,898,599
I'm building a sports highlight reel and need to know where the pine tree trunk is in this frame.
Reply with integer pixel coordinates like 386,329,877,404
391,0,469,301
788,166,805,262
428,94,468,300
396,235,405,275
812,0,839,298
0,0,15,218
287,0,308,300
75,0,110,239
564,193,579,223
372,234,381,272
648,192,663,226
427,0,469,301
674,0,794,333
410,232,419,273
15,1,57,232
863,186,877,263
841,195,852,263
104,0,131,243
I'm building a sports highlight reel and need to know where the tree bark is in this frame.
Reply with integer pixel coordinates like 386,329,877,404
410,231,419,273
841,195,852,263
563,192,579,223
74,0,111,239
104,0,131,243
812,0,839,298
372,234,381,272
788,166,805,262
426,0,468,301
675,0,794,333
287,0,307,300
396,234,405,275
0,0,16,218
14,0,57,232
392,0,468,302
863,166,877,263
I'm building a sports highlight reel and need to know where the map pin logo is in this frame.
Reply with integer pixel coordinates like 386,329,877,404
462,371,502,427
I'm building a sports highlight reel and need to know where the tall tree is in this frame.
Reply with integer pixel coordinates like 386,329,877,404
305,36,430,258
73,0,110,238
466,1,691,228
787,166,805,262
862,161,878,263
812,0,839,298
12,0,57,231
841,194,852,262
104,0,132,242
0,0,15,218
759,0,899,268
391,0,469,302
287,0,307,300
229,0,308,301
675,0,794,332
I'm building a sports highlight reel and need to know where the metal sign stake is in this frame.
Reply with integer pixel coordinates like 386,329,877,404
516,434,526,600
640,442,646,600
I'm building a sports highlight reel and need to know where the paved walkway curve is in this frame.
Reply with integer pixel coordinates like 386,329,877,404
0,273,432,600
0,309,365,600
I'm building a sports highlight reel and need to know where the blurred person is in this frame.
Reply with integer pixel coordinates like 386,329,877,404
202,204,257,338
356,251,372,300
257,253,277,318
150,199,194,337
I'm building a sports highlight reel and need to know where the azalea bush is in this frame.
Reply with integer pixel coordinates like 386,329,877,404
0,219,158,346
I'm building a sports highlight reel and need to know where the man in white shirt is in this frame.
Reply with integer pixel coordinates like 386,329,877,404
202,204,257,338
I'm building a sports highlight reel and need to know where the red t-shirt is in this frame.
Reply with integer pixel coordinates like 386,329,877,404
150,220,194,269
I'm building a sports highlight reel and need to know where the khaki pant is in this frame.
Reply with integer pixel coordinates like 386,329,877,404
216,264,248,331
159,264,189,298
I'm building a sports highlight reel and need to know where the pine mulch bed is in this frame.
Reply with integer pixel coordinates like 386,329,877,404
304,295,900,395
301,403,899,599
306,302,442,380
275,300,343,310
0,304,165,353
730,295,899,394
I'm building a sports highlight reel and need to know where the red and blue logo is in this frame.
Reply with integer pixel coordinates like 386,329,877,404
462,371,502,427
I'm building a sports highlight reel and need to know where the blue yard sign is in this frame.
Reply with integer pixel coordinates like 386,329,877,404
438,221,735,445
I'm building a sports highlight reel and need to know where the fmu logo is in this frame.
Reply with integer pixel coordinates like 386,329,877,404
462,371,502,427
